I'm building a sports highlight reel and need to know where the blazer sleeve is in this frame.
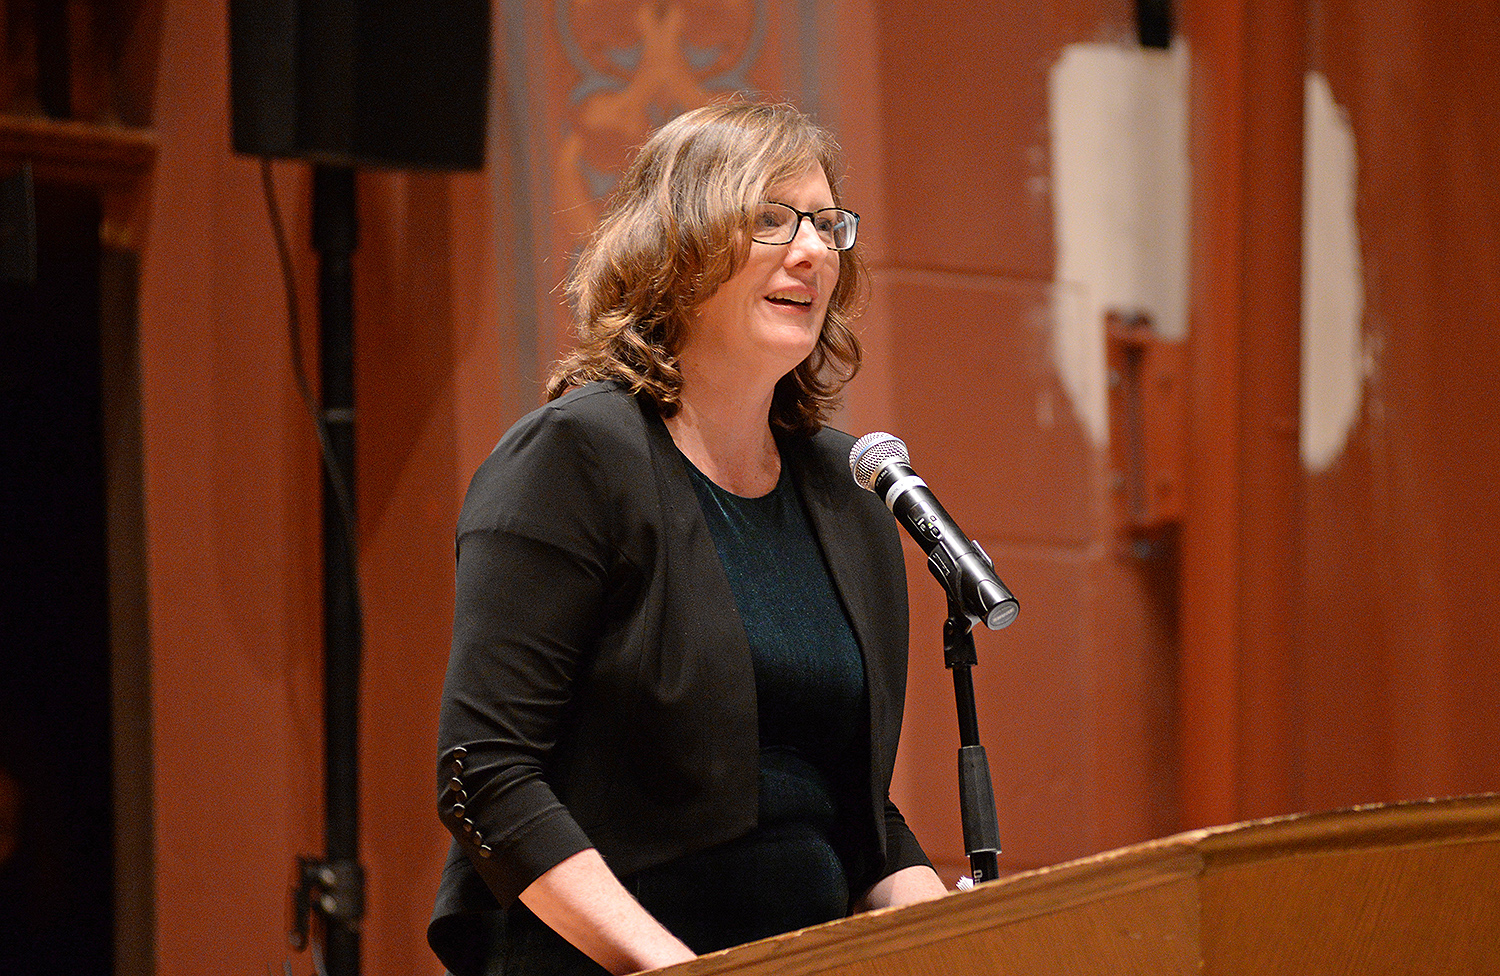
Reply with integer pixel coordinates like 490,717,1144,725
880,802,933,877
437,396,624,906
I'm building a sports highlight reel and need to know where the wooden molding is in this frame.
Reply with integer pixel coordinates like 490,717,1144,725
0,113,155,249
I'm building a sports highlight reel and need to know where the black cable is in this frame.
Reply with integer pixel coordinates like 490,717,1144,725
258,157,364,622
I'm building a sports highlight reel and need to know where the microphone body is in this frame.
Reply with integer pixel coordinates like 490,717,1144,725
851,434,1019,630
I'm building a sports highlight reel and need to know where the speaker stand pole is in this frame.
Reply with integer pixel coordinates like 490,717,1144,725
303,162,364,976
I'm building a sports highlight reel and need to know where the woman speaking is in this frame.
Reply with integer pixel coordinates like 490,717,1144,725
430,99,947,976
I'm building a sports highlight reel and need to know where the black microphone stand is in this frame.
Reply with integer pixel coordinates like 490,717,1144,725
942,595,1002,884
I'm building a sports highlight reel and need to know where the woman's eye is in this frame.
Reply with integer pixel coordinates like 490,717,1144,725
755,208,784,229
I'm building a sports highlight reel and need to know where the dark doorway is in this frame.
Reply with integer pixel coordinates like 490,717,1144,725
1,181,115,976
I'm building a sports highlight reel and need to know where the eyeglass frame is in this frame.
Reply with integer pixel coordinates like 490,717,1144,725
750,202,861,251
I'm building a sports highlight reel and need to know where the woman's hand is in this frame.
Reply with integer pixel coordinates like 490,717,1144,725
519,849,698,974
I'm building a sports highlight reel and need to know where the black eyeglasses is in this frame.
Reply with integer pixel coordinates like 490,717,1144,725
751,202,859,251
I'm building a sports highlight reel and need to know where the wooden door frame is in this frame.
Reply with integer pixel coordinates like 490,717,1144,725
2,113,157,976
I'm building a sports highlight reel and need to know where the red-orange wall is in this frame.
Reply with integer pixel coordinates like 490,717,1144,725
140,8,323,971
136,4,498,974
867,0,1183,879
1292,0,1500,810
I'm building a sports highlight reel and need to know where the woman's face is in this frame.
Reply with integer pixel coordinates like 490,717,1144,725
683,164,841,383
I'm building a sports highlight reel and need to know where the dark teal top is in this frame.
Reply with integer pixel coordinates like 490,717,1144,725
622,458,869,953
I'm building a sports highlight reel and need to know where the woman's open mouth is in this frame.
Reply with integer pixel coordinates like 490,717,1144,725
766,290,813,308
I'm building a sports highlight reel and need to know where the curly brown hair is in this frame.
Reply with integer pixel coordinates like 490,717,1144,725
545,99,866,435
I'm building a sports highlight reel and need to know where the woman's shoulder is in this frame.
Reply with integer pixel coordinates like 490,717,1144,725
459,381,653,532
523,378,643,427
494,380,648,459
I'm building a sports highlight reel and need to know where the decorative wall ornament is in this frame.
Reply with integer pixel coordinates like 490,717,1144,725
553,0,770,240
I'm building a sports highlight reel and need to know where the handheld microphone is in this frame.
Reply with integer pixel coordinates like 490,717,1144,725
850,432,1019,630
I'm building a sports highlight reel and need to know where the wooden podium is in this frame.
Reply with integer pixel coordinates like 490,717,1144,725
662,794,1500,975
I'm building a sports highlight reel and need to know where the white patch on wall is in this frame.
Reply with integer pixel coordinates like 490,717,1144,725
1301,72,1366,473
1049,42,1189,447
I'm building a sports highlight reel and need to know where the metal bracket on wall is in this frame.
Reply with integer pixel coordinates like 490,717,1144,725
1107,310,1185,539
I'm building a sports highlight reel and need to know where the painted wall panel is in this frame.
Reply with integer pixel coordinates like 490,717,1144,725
1293,0,1500,813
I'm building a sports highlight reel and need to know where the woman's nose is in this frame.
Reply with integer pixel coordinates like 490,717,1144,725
785,216,826,263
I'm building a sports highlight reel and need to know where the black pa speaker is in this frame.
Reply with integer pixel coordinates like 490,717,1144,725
230,0,489,171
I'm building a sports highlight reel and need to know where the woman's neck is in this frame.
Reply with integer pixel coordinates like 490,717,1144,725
665,369,782,498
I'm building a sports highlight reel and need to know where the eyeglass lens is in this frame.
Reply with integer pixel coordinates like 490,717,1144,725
752,203,858,250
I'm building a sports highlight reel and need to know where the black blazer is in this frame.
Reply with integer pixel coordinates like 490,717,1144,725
430,382,929,969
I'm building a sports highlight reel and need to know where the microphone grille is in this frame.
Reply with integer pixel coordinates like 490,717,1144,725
849,432,909,491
